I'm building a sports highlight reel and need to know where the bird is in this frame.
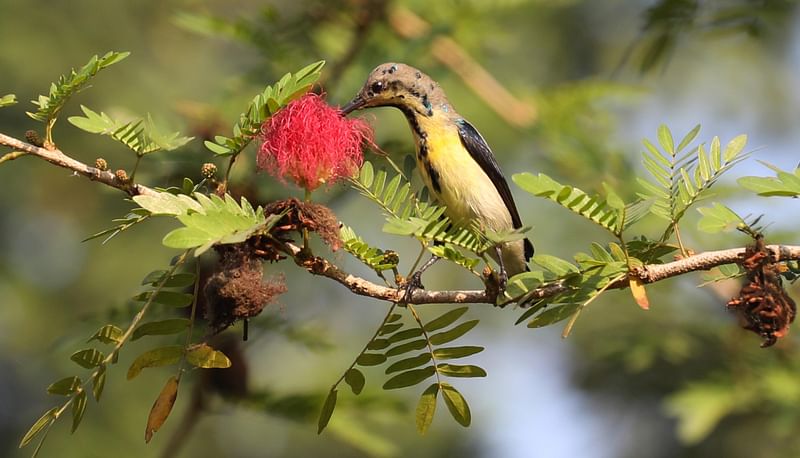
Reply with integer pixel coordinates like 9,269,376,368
341,62,533,285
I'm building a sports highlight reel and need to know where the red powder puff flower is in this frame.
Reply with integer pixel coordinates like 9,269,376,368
257,93,373,191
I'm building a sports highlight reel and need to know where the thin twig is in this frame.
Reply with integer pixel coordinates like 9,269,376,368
0,133,156,196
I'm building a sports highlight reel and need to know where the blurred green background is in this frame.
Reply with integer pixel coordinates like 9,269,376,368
2,0,800,457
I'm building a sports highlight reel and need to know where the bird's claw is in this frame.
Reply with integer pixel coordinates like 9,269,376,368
401,271,425,304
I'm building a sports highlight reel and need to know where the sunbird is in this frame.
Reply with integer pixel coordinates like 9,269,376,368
341,63,533,283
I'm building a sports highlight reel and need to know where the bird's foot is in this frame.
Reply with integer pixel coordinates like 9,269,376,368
401,270,425,304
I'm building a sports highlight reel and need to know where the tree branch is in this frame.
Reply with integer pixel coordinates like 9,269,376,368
282,240,800,306
0,132,156,196
4,131,799,308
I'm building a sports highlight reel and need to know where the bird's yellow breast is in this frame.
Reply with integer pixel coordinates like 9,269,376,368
412,114,513,233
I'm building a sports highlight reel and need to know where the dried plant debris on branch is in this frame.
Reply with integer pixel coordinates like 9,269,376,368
204,244,287,333
728,235,797,347
264,198,342,251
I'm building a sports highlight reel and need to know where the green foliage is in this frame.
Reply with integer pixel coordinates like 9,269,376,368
696,203,745,233
0,93,17,107
68,106,192,156
318,305,484,435
133,191,277,255
738,162,800,197
83,208,150,244
637,124,749,239
340,225,399,274
513,172,643,237
26,51,129,129
664,381,741,445
352,161,501,261
185,343,233,369
204,60,325,156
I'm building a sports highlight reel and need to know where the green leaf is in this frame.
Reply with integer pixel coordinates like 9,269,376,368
366,338,390,350
317,389,337,434
127,345,184,379
71,390,88,433
738,164,800,197
437,364,487,378
27,51,130,124
441,383,471,427
158,193,272,255
0,94,17,107
696,203,744,233
657,124,674,155
416,383,439,435
527,304,581,328
141,271,196,287
132,319,191,341
724,134,747,162
386,339,428,357
665,383,737,444
132,192,203,216
132,291,194,307
47,376,82,396
344,368,365,395
432,346,484,360
387,328,424,344
385,353,432,374
429,320,479,345
88,324,123,344
383,366,436,390
356,353,387,366
379,323,403,335
532,254,579,277
92,365,107,401
424,307,469,332
19,407,58,448
514,301,547,325
677,124,701,152
186,343,232,369
70,348,105,369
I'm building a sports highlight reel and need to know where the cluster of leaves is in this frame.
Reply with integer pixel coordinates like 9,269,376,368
20,255,231,455
506,125,747,332
0,93,17,107
637,124,749,241
350,161,523,275
340,225,400,277
203,60,325,157
318,305,484,435
132,189,280,256
68,106,192,156
26,51,129,142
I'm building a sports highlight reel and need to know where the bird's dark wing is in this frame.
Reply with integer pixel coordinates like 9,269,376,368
456,119,533,260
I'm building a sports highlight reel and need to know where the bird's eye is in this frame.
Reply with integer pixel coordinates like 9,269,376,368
370,81,385,94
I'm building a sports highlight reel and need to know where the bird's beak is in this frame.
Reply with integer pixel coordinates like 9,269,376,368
340,96,365,115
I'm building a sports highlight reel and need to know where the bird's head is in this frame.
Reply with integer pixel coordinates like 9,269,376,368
341,63,448,117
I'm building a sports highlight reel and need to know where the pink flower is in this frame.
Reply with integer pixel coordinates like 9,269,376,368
257,93,373,191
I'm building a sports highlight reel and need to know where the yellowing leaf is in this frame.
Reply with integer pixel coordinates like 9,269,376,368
629,277,650,310
185,343,232,369
127,345,183,380
145,376,179,443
